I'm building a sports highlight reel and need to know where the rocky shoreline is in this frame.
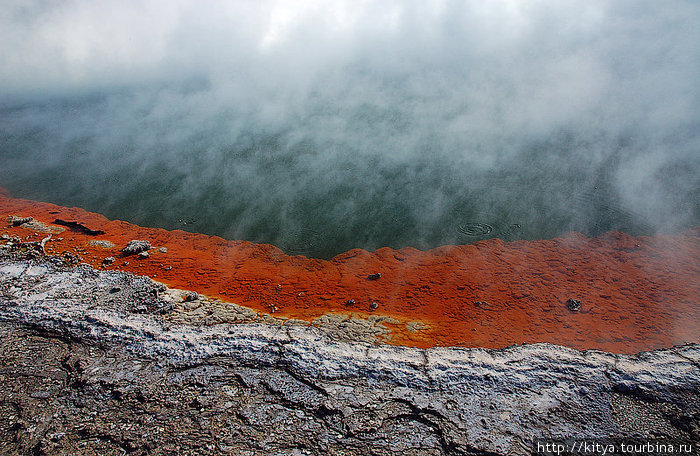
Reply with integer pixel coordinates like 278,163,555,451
0,247,698,455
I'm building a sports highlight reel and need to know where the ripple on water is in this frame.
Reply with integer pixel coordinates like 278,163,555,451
457,223,493,237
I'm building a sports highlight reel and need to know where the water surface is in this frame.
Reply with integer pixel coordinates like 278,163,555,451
1,1,698,258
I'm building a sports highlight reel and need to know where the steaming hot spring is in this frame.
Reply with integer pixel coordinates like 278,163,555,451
1,0,698,352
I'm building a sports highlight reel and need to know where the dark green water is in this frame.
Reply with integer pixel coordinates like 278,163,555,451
1,1,699,259
1,91,697,259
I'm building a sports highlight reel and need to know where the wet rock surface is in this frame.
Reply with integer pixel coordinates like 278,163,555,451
0,249,698,455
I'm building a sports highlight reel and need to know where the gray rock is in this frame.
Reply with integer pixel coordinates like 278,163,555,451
8,216,33,227
122,240,151,255
0,249,697,455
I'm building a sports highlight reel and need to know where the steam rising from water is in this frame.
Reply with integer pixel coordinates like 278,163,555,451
1,1,698,258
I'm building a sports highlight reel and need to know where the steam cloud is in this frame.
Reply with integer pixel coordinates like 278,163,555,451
1,0,698,258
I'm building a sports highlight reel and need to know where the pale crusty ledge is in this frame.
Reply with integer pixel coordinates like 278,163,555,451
0,251,698,455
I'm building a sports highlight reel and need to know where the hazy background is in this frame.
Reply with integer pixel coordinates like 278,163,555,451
1,0,698,258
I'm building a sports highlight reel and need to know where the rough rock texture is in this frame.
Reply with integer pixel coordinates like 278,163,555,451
122,240,152,255
0,249,698,455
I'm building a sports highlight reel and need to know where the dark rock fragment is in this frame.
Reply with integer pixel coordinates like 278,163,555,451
367,273,382,280
566,298,582,311
9,216,33,227
102,257,115,266
183,292,199,302
53,219,105,235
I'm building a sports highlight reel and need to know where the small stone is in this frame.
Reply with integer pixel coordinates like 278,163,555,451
138,251,150,258
566,298,582,311
122,240,151,255
109,287,121,294
183,292,198,302
102,257,115,265
158,247,167,253
369,301,379,310
345,299,356,306
367,273,382,280
9,216,33,227
88,239,115,249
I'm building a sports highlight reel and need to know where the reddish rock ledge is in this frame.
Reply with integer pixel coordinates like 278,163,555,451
1,189,698,353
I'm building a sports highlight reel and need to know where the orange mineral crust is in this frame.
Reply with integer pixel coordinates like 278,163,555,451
2,191,698,353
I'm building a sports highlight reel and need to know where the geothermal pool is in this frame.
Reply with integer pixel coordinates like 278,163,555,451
1,1,698,260
0,1,698,352
3,102,691,260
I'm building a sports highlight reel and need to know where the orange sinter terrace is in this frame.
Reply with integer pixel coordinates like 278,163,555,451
1,188,698,354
